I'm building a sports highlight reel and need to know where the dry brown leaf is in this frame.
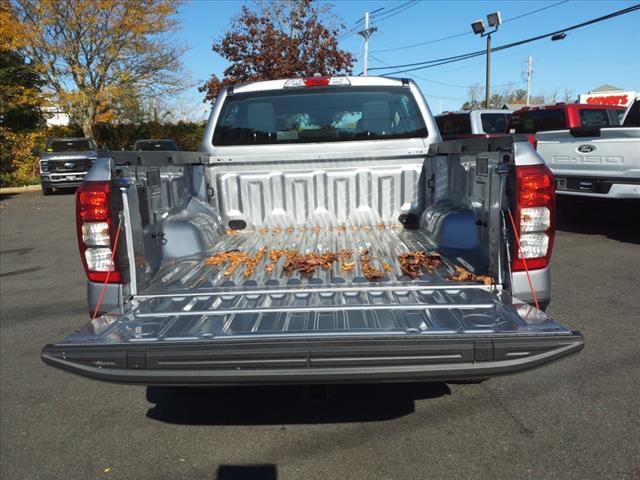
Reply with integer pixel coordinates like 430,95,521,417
398,252,443,279
360,249,385,281
448,265,494,285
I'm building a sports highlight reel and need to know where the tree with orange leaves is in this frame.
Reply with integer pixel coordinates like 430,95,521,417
200,0,353,102
13,0,187,137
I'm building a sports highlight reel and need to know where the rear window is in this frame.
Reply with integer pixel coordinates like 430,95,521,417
435,114,471,136
579,108,620,127
511,109,566,133
480,113,510,134
134,140,178,151
213,87,428,146
623,101,640,126
46,139,94,152
612,109,625,124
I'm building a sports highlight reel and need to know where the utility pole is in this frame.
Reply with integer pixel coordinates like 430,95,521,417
525,56,533,106
358,11,377,76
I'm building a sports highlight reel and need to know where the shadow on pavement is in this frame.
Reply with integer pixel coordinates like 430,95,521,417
216,464,277,480
146,382,451,426
556,197,640,244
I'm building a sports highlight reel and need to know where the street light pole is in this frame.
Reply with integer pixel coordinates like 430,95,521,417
471,12,501,109
485,33,491,108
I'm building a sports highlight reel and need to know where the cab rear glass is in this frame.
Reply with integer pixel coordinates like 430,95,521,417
480,113,510,134
510,109,566,133
435,114,471,136
579,108,621,127
134,140,178,151
213,87,428,146
46,140,94,152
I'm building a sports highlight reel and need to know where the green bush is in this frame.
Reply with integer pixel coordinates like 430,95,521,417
0,121,206,187
93,121,206,151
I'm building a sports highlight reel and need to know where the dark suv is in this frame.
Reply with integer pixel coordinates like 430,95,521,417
39,137,97,195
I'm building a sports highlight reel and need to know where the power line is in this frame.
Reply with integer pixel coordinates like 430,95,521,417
370,3,640,75
371,1,419,24
355,6,385,25
342,1,419,40
370,0,570,54
502,0,570,24
369,54,524,89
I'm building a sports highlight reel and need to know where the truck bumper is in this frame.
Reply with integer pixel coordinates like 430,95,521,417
41,333,584,386
555,177,640,199
40,173,88,190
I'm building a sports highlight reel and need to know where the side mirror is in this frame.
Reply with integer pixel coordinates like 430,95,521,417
32,147,40,156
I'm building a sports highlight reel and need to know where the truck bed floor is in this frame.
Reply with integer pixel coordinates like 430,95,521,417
151,225,467,292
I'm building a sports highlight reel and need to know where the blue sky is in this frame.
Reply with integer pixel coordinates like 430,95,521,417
176,0,640,118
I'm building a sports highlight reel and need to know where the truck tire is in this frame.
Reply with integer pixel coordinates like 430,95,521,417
42,186,53,196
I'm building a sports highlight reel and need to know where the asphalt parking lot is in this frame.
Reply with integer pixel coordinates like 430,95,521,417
1,191,639,480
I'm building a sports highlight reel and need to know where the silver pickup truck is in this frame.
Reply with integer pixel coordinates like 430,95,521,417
536,98,640,199
38,137,98,195
41,76,583,385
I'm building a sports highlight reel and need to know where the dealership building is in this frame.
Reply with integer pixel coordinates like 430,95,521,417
579,84,637,108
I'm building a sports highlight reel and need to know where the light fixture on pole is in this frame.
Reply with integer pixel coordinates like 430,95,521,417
471,11,501,108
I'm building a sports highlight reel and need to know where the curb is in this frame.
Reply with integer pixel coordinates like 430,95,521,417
0,185,42,195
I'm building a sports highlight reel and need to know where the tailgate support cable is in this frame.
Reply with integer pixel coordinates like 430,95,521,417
92,217,123,320
507,209,540,310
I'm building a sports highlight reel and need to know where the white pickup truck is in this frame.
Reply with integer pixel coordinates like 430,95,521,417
41,76,582,385
536,98,640,199
435,109,512,140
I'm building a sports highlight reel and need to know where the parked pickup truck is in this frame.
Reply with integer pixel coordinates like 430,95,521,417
536,97,640,198
41,76,583,385
510,103,625,147
133,139,179,151
39,137,97,195
435,109,512,140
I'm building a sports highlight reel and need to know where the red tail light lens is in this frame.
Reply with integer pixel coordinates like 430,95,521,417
512,164,555,271
78,183,110,221
76,181,122,283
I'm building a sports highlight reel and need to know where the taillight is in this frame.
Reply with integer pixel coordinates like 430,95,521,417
512,164,555,271
76,182,122,283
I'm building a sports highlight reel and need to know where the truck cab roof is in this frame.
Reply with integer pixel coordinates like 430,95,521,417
227,75,411,95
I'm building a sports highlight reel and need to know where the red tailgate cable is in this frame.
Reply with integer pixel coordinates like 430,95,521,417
92,219,123,320
507,209,540,310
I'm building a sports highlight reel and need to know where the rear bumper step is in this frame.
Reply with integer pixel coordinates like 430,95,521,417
41,333,584,385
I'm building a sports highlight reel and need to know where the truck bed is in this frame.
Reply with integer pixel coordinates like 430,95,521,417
149,225,473,292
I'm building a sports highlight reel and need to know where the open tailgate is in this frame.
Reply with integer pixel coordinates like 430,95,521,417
42,284,583,385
